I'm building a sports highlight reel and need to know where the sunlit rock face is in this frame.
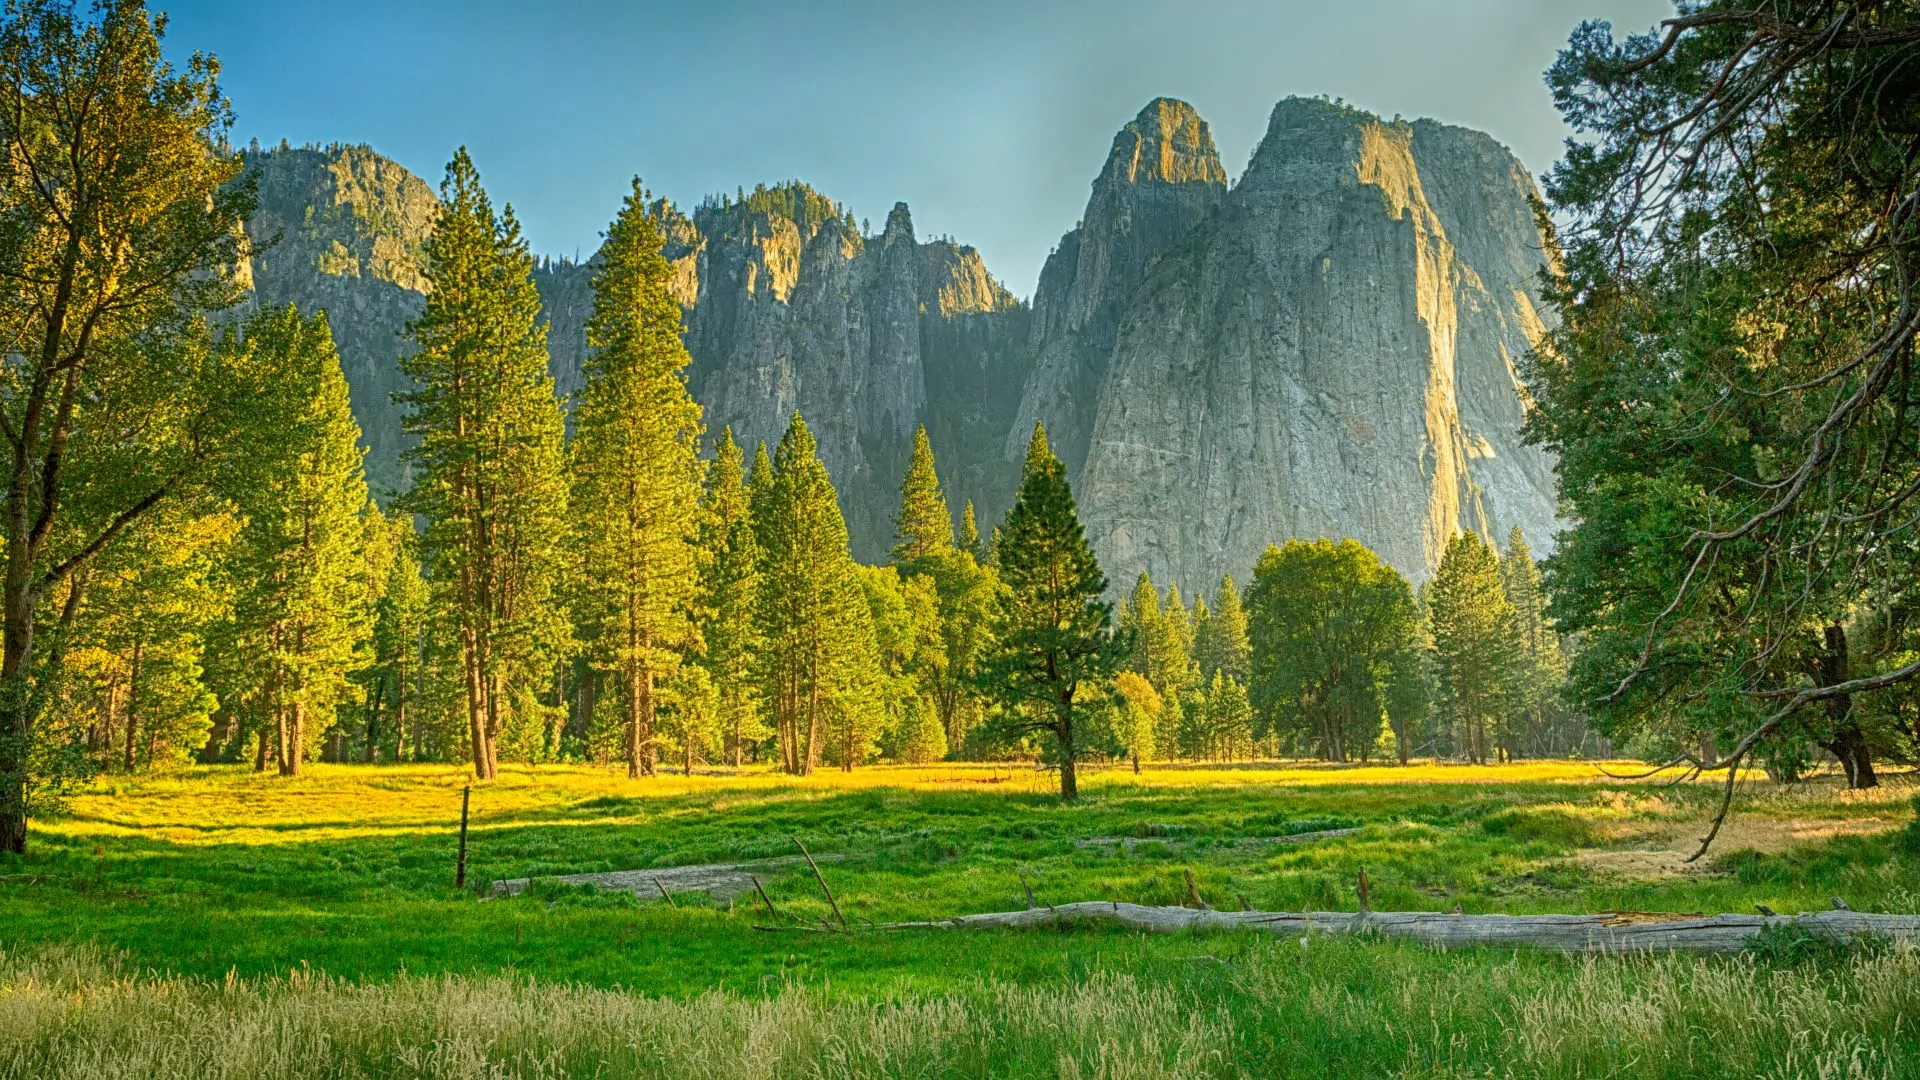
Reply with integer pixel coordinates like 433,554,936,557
1055,98,1558,589
244,153,1031,560
243,97,1557,584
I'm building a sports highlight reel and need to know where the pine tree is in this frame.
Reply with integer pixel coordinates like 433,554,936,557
1499,527,1570,757
958,501,986,563
400,148,571,780
223,307,375,777
1195,575,1251,684
976,423,1124,800
372,515,427,761
1204,672,1255,762
1427,532,1524,764
1163,584,1195,693
570,180,707,779
891,425,953,564
698,428,764,767
1122,573,1163,679
753,414,865,775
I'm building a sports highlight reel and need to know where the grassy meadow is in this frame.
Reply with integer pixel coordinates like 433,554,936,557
3,760,1919,1077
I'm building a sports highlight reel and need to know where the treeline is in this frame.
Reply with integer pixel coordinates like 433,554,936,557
60,130,1589,783
1105,531,1592,769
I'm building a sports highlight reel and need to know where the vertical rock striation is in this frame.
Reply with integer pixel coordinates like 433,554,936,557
239,97,1559,588
1072,98,1558,589
1011,98,1229,475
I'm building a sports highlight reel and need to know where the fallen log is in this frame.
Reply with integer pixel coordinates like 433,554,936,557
869,901,1920,954
489,853,845,903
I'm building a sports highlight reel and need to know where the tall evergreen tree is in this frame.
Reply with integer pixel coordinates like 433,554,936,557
698,428,764,767
753,414,865,775
1499,527,1570,756
1122,573,1163,679
958,501,986,564
570,180,706,779
976,423,1124,800
1195,575,1251,685
891,425,953,564
1426,532,1524,764
1163,584,1195,692
399,148,570,780
223,308,375,777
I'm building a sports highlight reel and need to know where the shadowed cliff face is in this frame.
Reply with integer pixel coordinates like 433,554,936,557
1010,97,1230,477
239,145,438,499
1074,98,1558,590
241,96,1557,587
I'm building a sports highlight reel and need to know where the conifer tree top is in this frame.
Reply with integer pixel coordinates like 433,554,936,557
891,424,953,564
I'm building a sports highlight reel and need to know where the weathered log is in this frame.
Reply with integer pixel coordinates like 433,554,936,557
489,853,844,902
871,901,1920,954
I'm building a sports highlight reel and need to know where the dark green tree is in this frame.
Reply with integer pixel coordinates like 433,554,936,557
752,414,866,775
891,425,953,564
1246,538,1422,762
221,308,375,777
399,148,570,780
976,423,1125,800
1426,533,1523,764
570,180,706,779
1533,5,1920,819
1194,575,1251,685
697,428,764,767
1499,528,1572,756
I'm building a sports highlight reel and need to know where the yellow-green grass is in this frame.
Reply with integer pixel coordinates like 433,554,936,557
4,762,1920,1077
3,760,1917,997
3,937,1918,1078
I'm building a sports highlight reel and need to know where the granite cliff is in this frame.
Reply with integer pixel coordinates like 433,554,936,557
239,94,1557,586
1057,98,1560,589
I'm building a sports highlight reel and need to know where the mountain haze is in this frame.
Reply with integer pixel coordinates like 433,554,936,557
238,95,1559,586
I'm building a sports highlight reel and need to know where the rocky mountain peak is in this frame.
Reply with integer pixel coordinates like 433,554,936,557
1009,98,1231,476
882,201,916,245
1097,97,1228,190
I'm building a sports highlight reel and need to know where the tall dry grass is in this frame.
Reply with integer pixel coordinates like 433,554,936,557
1,941,1915,1079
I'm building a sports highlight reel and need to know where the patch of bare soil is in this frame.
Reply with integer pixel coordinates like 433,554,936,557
1578,815,1901,879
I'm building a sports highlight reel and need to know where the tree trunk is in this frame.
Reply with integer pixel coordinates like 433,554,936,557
803,668,821,778
1056,690,1079,802
729,694,744,769
625,659,643,780
281,700,304,777
1817,624,1877,790
123,641,145,772
363,677,384,763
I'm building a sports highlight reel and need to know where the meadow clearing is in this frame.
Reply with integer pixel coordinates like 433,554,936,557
2,760,1918,1077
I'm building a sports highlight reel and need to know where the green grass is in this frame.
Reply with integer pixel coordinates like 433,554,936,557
2,762,1918,1076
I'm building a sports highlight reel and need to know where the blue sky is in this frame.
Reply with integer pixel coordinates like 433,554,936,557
157,0,1673,296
